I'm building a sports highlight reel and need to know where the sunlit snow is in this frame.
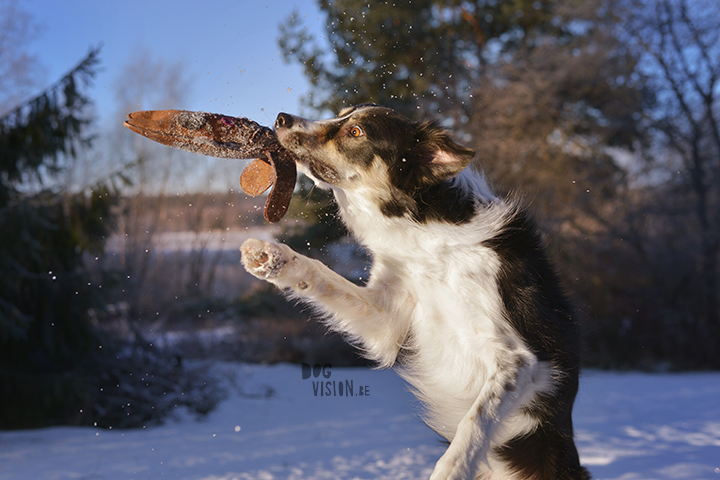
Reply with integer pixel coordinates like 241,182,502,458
1,364,719,479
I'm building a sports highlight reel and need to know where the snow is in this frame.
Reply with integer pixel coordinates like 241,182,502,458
1,364,719,480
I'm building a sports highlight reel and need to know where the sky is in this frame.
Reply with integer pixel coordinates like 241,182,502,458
21,0,326,129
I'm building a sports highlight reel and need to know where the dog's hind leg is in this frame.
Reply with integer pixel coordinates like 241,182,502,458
429,353,541,480
241,239,408,366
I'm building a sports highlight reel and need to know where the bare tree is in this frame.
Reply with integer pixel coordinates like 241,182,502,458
625,0,720,338
108,50,196,313
109,51,239,317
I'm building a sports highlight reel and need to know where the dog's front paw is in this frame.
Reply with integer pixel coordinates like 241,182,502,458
241,239,293,281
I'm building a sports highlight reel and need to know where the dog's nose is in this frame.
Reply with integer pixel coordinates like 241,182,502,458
275,112,294,130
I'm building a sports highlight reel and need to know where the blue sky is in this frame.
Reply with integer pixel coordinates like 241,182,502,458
23,0,325,128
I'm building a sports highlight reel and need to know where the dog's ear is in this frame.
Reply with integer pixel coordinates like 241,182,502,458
426,148,474,173
410,121,475,179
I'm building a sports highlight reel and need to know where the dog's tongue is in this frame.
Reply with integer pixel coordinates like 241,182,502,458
124,109,296,223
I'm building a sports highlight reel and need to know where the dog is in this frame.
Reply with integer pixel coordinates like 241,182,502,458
240,104,590,480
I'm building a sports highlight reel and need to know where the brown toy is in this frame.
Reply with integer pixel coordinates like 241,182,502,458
123,110,297,223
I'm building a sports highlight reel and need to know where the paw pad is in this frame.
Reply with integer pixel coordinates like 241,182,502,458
241,240,287,279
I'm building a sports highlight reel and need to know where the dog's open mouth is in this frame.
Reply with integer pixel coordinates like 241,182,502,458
307,160,341,185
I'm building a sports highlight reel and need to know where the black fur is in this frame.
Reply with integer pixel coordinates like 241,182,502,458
483,207,590,479
380,180,476,224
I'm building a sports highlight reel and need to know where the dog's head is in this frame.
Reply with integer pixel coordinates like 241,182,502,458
274,104,476,222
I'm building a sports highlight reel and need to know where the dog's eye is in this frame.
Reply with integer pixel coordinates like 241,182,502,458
349,126,364,138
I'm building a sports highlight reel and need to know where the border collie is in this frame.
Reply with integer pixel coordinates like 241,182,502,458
241,104,590,480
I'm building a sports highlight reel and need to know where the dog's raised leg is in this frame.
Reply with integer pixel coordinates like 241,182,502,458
240,239,408,365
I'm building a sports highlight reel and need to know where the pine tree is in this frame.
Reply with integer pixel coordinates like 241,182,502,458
0,46,226,428
0,48,118,428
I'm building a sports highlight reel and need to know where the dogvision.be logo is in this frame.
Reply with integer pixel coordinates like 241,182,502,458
301,363,370,397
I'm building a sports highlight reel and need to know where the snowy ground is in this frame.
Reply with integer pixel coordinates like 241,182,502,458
1,363,719,480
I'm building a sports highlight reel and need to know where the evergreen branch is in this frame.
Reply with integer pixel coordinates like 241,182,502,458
0,46,101,124
0,47,101,191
